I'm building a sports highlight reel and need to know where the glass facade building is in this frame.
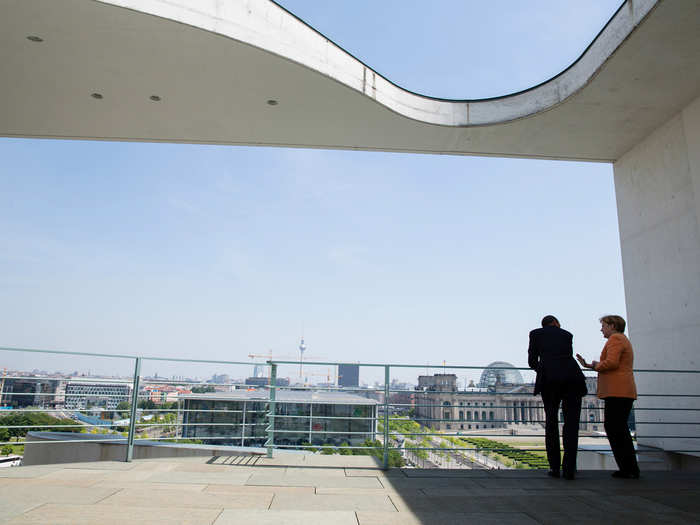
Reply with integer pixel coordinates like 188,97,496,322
179,390,378,448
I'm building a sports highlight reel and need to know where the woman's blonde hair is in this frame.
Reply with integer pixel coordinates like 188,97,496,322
599,315,626,333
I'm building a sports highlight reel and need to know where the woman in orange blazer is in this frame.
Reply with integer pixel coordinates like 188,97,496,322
577,315,640,479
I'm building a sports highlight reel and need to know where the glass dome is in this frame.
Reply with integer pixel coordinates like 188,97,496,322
479,361,523,387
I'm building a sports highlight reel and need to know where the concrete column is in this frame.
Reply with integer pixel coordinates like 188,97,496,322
613,93,700,455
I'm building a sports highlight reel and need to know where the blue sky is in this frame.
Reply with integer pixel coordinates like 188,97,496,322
0,1,624,384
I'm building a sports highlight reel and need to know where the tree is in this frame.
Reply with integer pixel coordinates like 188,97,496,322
137,399,156,410
191,385,215,394
0,413,82,439
116,401,131,418
1,444,13,456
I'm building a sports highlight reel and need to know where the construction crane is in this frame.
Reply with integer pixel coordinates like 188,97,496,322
306,367,339,386
247,352,287,384
247,348,323,384
246,351,317,384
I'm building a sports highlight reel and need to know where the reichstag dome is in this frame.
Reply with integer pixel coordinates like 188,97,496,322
479,361,524,387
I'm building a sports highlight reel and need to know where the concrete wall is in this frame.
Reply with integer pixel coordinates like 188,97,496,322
613,93,700,455
22,440,217,466
22,433,266,466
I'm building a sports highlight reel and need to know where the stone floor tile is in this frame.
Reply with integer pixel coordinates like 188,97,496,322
640,491,700,513
0,501,45,525
254,455,307,467
213,509,357,525
129,461,180,472
315,487,420,496
344,467,406,477
528,510,699,525
356,511,540,525
474,478,568,489
269,493,396,512
38,468,156,484
303,455,383,468
420,487,530,497
283,466,346,477
380,477,482,490
0,467,59,478
204,484,314,495
60,461,137,471
206,455,266,466
92,480,208,491
0,485,120,505
389,494,587,514
246,473,382,488
98,487,271,509
401,468,492,478
146,471,252,485
574,494,686,514
0,476,109,488
171,462,260,473
3,503,221,525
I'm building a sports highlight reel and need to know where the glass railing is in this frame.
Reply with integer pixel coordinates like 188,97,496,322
1,345,698,470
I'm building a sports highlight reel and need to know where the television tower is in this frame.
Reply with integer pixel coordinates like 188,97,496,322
298,337,307,378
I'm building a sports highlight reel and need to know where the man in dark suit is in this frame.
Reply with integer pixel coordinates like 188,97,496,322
528,315,587,479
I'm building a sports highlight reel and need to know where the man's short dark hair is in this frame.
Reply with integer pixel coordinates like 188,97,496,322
541,315,559,327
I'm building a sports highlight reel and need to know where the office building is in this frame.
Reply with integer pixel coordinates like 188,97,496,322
338,364,359,388
179,390,378,447
64,382,130,411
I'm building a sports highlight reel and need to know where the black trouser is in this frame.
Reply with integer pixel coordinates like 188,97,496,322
541,390,582,474
604,397,639,475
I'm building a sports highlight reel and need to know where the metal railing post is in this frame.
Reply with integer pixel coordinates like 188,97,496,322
383,364,390,470
267,363,277,458
125,357,141,462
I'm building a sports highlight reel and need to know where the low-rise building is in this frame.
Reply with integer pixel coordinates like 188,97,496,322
64,382,130,411
1,377,64,409
179,390,378,448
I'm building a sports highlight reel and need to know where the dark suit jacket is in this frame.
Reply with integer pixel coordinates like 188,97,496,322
528,326,587,397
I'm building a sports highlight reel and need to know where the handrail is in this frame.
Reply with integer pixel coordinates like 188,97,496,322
3,346,699,470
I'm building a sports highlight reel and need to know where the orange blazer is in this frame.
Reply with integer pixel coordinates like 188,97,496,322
594,333,637,399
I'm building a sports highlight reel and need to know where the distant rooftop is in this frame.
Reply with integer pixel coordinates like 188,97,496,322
180,389,379,405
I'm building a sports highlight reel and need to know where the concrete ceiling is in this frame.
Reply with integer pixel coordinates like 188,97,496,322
1,0,699,161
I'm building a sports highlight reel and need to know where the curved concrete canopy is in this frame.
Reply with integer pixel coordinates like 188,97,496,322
1,0,699,160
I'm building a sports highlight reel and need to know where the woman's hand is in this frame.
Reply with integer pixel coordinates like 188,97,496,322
576,353,591,369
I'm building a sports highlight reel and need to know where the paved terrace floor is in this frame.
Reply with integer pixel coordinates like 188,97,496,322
1,454,699,524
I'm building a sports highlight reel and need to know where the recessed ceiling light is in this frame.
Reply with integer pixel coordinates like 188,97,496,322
266,99,278,106
149,95,161,101
91,93,103,99
26,35,43,42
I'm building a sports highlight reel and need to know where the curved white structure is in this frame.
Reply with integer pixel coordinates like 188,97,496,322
2,0,700,460
0,0,697,161
96,0,657,128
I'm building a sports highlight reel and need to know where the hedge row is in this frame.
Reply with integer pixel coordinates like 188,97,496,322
461,437,549,469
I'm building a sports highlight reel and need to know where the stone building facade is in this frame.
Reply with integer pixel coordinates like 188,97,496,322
414,372,604,433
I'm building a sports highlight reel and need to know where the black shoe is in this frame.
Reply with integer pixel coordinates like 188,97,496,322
611,470,640,479
563,472,575,480
547,470,560,478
